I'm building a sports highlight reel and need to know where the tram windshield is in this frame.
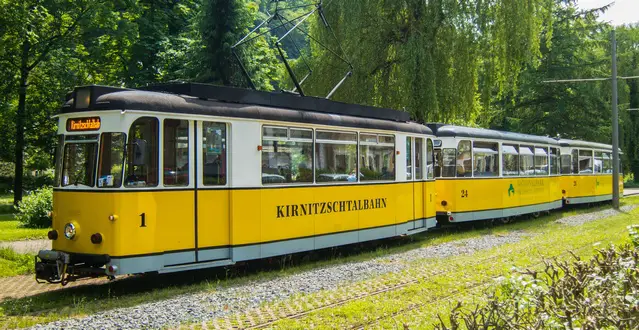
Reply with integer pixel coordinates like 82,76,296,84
61,135,98,187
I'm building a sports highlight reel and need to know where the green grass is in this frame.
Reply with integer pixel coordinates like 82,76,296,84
0,217,49,242
1,197,638,329
0,248,34,278
261,199,639,329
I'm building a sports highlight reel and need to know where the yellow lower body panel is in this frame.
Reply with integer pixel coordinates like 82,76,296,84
51,181,437,275
435,177,562,222
560,175,623,204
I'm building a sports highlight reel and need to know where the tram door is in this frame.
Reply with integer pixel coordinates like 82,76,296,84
411,137,426,229
196,121,231,262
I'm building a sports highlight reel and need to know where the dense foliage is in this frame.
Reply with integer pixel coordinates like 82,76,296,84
15,186,52,228
0,0,638,203
435,244,639,329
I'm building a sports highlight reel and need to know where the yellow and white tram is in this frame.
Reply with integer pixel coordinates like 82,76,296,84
558,139,623,205
36,84,438,284
430,124,563,223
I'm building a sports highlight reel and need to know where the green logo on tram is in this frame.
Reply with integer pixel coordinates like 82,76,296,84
508,184,515,196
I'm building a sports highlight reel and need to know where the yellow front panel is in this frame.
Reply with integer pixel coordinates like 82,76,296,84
435,177,561,214
53,190,194,257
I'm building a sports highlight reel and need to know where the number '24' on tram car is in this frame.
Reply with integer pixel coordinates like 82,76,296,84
36,84,439,284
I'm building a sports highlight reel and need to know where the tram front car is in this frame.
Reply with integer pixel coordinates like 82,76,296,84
36,86,160,284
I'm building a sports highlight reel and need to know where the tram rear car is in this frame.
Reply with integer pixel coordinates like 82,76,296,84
36,84,438,284
431,125,563,223
558,139,623,205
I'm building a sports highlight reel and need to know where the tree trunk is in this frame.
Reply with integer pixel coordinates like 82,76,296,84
14,40,29,205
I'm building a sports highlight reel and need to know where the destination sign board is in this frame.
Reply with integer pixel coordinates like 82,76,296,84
67,117,101,132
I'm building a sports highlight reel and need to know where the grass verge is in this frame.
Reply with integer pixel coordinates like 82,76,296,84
1,197,638,329
257,202,639,329
0,217,49,242
0,248,34,278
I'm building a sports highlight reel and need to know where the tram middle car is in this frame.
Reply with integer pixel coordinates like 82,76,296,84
36,83,438,283
430,124,563,223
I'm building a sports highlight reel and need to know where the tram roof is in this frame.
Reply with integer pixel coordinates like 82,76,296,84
427,124,559,145
62,84,433,135
558,139,615,151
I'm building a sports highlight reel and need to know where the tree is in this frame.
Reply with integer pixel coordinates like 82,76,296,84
195,0,280,90
617,24,639,181
299,0,553,124
489,2,612,142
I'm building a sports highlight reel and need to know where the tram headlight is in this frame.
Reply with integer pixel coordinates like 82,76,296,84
64,223,76,240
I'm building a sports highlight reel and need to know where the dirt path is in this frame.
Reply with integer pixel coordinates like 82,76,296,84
0,239,50,254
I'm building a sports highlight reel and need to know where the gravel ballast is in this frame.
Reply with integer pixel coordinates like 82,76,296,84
30,206,633,330
555,204,638,226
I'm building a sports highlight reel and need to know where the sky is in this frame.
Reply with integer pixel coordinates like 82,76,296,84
577,0,639,26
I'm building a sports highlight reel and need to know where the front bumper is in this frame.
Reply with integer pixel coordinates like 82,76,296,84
35,250,111,285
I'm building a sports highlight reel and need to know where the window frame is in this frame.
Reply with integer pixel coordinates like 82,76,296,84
471,140,499,178
358,132,396,182
502,143,519,177
97,132,127,188
124,116,160,189
314,129,358,184
261,125,314,185
162,119,191,187
201,121,228,187
456,140,473,178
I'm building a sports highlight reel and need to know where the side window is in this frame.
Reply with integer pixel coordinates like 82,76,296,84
406,137,412,180
98,132,126,188
472,141,498,177
434,149,441,177
442,148,456,177
502,144,519,176
262,126,313,184
572,149,579,174
202,122,227,186
456,140,472,177
603,152,612,173
549,148,559,175
315,130,357,182
534,147,548,175
519,145,534,176
579,149,593,173
415,138,424,180
561,154,572,174
360,134,395,181
125,117,159,187
594,151,603,174
425,138,432,179
163,119,189,186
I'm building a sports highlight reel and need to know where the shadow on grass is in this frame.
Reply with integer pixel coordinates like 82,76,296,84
0,200,626,318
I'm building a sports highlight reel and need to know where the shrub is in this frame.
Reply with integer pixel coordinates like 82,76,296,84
435,244,639,329
630,225,639,248
15,186,52,228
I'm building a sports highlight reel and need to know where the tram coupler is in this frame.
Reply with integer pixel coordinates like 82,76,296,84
35,250,70,284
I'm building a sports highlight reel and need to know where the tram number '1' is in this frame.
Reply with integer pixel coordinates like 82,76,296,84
140,213,146,227
461,189,469,198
